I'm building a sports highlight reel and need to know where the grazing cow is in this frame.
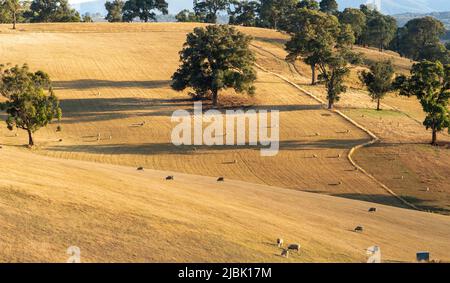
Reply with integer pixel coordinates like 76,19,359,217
368,207,377,213
166,176,174,180
277,238,283,248
217,177,224,182
287,243,300,252
137,167,144,171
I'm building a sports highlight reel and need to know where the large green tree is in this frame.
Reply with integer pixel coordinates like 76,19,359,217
395,61,450,145
171,25,257,106
339,8,366,44
284,8,340,85
259,0,297,29
0,64,62,146
319,0,337,14
2,0,22,29
365,12,397,51
193,0,230,23
297,0,318,10
175,9,200,22
228,0,260,27
359,60,395,110
317,53,349,109
25,0,80,22
122,0,168,22
396,17,449,63
105,0,124,22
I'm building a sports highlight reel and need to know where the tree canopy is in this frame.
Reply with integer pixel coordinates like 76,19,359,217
395,61,450,145
319,0,337,14
396,17,449,63
105,0,124,22
171,25,257,106
360,60,395,110
122,0,168,22
228,0,260,27
193,0,230,23
339,8,366,44
0,64,62,146
284,8,340,85
25,0,81,22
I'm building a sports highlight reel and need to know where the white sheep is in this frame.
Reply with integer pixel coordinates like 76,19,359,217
277,238,283,248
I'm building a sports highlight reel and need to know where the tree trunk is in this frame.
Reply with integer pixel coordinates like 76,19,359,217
13,11,16,30
311,65,316,85
376,98,381,111
27,129,34,146
431,128,437,146
328,99,333,109
212,89,218,106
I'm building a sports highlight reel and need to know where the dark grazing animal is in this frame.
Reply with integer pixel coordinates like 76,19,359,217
354,226,364,233
217,177,224,182
368,207,377,213
287,243,300,252
166,176,174,180
137,167,144,171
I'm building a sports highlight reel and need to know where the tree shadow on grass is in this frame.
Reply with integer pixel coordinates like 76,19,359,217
53,79,172,90
45,138,370,156
331,193,450,214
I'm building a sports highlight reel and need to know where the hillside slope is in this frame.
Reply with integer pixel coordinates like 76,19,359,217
0,23,400,207
1,145,449,262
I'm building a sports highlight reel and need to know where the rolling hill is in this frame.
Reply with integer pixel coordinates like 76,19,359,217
0,22,449,262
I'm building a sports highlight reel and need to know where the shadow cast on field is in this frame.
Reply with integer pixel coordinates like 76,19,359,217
54,79,171,90
58,95,324,124
59,97,193,123
45,138,368,156
331,193,450,214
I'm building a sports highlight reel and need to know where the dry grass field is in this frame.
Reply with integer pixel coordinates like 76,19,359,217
0,23,449,262
1,146,449,263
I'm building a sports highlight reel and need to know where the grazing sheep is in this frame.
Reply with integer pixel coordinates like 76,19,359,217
137,167,144,171
277,238,283,247
312,154,318,158
217,177,224,182
368,207,377,213
354,226,364,233
281,249,289,258
287,243,300,252
315,132,320,136
338,181,343,185
337,154,342,158
166,176,174,180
